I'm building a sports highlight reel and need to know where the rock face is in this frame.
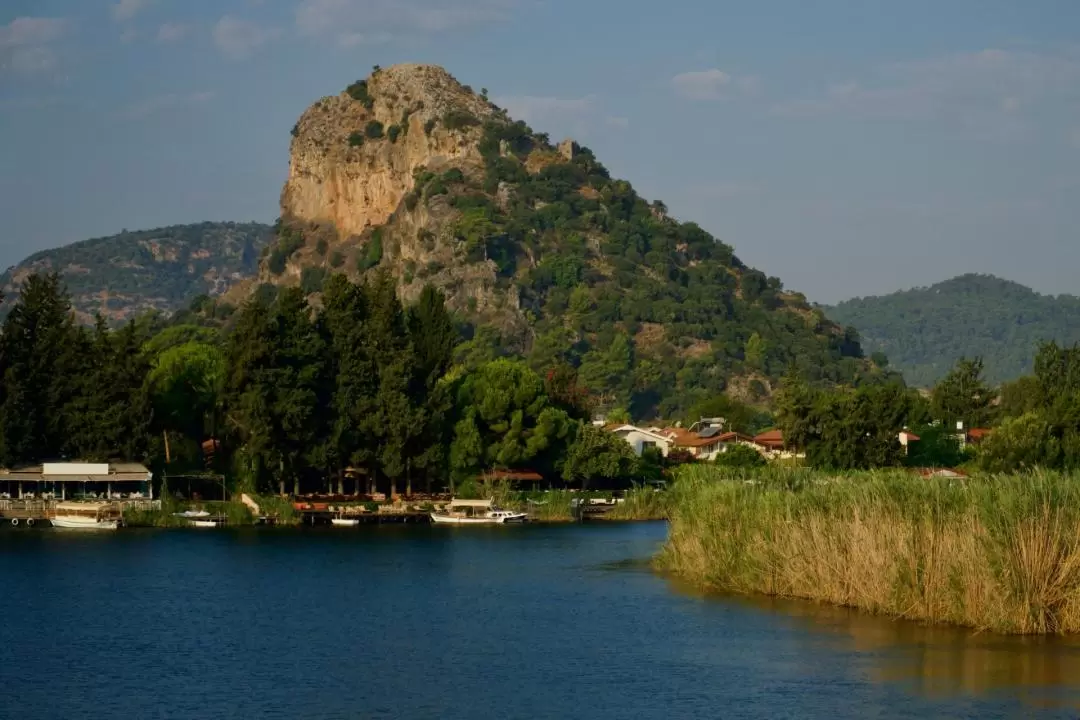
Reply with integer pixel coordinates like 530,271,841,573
283,64,494,241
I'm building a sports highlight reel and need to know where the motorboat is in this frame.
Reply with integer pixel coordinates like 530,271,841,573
430,498,528,525
173,510,211,518
190,518,224,528
331,517,360,527
51,502,119,530
51,515,119,530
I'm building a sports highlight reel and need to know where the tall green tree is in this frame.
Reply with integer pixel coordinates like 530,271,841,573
405,285,458,493
321,273,375,493
0,273,80,465
930,357,996,429
224,288,328,494
562,422,636,489
363,271,417,496
450,359,572,480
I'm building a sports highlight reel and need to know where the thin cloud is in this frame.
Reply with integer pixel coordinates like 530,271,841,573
0,16,69,74
123,90,214,120
773,48,1080,139
112,0,149,23
493,94,627,137
296,0,511,46
213,16,281,59
672,69,759,101
157,23,188,43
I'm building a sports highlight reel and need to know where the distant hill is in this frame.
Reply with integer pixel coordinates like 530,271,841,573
826,274,1080,387
0,222,272,323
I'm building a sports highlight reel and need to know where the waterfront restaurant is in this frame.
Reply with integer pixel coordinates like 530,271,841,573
0,462,153,501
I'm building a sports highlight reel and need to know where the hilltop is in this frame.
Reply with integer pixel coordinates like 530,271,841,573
245,63,874,418
826,274,1080,387
0,222,272,323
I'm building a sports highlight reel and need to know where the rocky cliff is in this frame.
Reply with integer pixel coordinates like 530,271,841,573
247,63,875,416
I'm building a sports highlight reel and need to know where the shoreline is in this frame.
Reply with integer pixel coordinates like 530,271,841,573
658,466,1080,636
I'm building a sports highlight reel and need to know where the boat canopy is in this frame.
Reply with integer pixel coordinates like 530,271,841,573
447,498,493,508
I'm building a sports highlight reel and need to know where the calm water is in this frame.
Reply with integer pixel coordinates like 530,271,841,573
3,522,1080,719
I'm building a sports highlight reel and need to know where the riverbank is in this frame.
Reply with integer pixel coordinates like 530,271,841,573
119,487,670,527
657,466,1080,635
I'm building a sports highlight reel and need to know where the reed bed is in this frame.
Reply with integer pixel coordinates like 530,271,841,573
603,487,673,521
658,466,1080,634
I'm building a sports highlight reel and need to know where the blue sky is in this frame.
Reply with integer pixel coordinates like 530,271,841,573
2,0,1079,303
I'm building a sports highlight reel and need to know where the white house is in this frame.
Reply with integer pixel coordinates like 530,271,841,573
605,424,673,457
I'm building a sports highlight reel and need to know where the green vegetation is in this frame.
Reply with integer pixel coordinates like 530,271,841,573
659,466,1080,634
267,226,305,276
345,80,374,110
387,125,402,143
443,109,480,131
0,269,681,497
391,116,878,420
348,132,365,147
827,274,1080,386
0,222,272,323
365,120,384,139
356,230,383,272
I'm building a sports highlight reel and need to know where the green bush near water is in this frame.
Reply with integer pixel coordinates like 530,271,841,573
659,465,1080,635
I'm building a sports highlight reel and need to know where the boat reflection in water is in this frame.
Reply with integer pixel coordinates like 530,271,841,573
671,580,1080,712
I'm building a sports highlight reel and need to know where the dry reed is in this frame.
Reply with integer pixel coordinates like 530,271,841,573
657,467,1080,634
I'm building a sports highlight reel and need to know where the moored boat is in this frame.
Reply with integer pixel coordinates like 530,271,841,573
331,517,360,527
51,502,120,530
430,498,528,525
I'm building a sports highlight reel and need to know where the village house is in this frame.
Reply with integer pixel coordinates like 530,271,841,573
661,427,760,461
604,424,674,457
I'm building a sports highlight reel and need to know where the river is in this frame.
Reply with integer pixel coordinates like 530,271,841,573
3,522,1080,719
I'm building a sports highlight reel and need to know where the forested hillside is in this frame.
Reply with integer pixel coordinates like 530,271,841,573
258,63,879,421
0,222,272,323
827,274,1080,387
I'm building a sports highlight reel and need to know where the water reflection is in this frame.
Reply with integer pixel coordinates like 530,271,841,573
670,579,1080,712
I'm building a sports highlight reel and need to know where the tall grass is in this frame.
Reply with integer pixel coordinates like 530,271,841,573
604,487,673,521
658,466,1080,634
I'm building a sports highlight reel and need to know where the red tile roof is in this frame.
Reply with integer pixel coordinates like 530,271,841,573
484,469,544,482
753,430,784,447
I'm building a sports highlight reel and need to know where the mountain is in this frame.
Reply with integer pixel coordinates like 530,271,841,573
244,63,874,418
826,274,1080,387
0,222,273,323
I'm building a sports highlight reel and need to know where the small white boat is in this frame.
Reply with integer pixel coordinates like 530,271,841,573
331,518,360,527
190,519,222,528
51,515,119,530
430,498,528,525
174,510,211,518
51,502,119,530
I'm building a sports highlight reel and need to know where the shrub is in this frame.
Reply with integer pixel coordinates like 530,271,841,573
315,238,329,256
357,229,383,272
348,132,364,147
345,80,374,110
387,124,402,143
441,167,465,184
290,123,299,138
443,109,480,130
424,118,437,135
365,120,384,139
329,250,345,268
714,443,767,468
300,266,327,294
404,192,419,211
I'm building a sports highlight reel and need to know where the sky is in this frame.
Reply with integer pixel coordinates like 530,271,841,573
2,0,1079,304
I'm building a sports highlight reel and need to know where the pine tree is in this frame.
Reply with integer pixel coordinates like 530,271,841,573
0,273,79,465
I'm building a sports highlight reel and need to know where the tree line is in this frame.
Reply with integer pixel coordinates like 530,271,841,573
773,346,1080,473
0,272,652,496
